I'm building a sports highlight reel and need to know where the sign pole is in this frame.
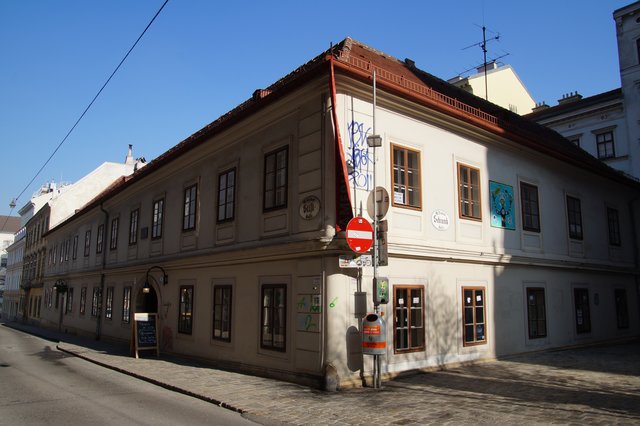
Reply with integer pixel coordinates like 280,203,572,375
372,70,381,389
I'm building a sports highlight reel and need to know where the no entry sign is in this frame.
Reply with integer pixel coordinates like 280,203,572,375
346,217,374,254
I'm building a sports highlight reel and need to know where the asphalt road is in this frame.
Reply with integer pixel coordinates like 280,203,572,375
0,325,257,425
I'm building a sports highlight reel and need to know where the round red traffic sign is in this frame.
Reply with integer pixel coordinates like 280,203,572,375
346,217,374,254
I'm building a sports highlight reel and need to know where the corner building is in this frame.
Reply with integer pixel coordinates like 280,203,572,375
40,38,640,389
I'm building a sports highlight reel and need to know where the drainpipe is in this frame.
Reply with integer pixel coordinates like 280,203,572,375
629,197,640,331
96,203,109,340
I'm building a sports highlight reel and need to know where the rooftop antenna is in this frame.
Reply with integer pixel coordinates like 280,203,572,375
463,25,501,101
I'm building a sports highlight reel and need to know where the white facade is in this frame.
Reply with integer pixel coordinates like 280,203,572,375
4,230,25,320
449,63,536,115
35,38,639,389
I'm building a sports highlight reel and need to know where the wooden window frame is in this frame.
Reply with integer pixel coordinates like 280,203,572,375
457,163,482,221
393,285,425,353
105,286,114,320
182,185,198,232
212,285,233,342
84,230,91,257
607,207,621,247
151,198,164,239
574,288,591,334
122,286,131,324
526,287,547,339
217,168,236,223
520,182,540,233
615,288,629,329
109,218,119,250
96,224,104,254
566,195,583,240
91,287,101,317
65,287,74,314
391,144,422,210
178,285,194,335
72,235,78,260
263,146,288,211
80,287,86,315
260,284,287,351
128,209,139,246
596,131,615,159
462,286,487,346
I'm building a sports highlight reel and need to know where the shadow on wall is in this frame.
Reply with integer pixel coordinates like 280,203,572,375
428,275,458,367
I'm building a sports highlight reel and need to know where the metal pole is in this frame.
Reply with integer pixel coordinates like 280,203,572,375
372,69,381,389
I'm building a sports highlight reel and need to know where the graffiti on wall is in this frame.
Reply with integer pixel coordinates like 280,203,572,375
346,120,374,191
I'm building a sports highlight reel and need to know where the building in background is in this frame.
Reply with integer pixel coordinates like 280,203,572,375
449,62,536,115
19,146,140,324
0,215,21,317
36,37,640,390
528,1,640,180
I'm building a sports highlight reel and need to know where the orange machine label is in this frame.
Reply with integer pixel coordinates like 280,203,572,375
363,325,380,335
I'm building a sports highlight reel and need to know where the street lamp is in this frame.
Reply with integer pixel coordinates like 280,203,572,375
143,266,168,293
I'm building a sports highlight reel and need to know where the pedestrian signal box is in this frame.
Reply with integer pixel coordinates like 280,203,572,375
362,313,386,355
374,276,389,305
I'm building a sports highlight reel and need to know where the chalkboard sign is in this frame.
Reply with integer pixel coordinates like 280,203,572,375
133,312,159,358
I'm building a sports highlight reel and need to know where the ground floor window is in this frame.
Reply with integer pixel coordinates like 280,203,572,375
65,288,74,314
80,287,87,315
213,285,232,341
178,285,194,334
574,288,591,334
526,287,547,339
615,289,629,329
91,287,101,317
261,284,286,351
462,287,486,346
105,287,114,320
393,286,424,353
122,286,131,324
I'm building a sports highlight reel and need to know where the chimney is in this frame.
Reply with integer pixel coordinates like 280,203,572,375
557,91,583,105
477,61,498,74
125,144,134,165
531,101,550,112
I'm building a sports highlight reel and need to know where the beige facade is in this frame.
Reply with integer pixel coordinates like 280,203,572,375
38,38,640,389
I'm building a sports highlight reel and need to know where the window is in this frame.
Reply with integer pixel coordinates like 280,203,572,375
596,131,615,159
458,163,482,220
91,287,101,317
122,286,131,324
64,241,69,261
178,285,194,334
607,207,621,246
526,288,547,339
615,289,629,329
105,287,114,320
84,230,91,257
263,147,288,211
80,287,87,315
393,286,424,352
213,285,232,341
110,218,119,250
96,224,104,254
637,38,640,65
462,287,486,345
72,235,78,260
392,145,421,209
217,168,236,222
151,199,164,239
183,185,197,231
520,182,540,233
65,287,74,314
261,284,286,351
574,288,591,334
566,196,583,240
568,136,580,147
128,209,139,245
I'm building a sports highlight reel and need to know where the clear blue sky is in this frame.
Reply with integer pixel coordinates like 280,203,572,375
0,0,631,218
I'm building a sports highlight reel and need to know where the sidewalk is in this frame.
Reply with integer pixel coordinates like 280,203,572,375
5,320,640,425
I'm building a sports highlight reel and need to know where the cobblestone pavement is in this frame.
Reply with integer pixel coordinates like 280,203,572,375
4,321,640,425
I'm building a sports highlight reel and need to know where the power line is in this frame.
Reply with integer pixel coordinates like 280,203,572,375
1,0,170,234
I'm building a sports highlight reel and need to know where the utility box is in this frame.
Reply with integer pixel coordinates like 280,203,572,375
362,313,386,355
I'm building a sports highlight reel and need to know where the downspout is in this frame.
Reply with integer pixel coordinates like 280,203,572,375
329,57,354,231
628,197,640,331
96,203,109,340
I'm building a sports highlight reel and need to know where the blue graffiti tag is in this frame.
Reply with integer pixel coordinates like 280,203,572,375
346,120,374,190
